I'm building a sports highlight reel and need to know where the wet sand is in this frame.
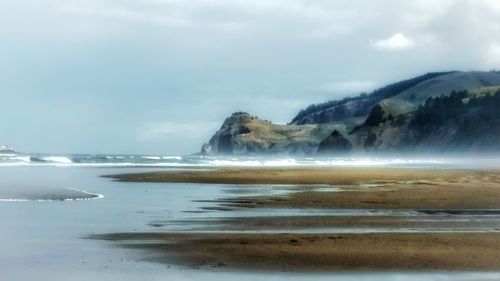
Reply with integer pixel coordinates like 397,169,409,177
212,181,500,209
107,168,500,209
98,167,500,271
105,167,481,185
148,214,500,231
91,232,500,271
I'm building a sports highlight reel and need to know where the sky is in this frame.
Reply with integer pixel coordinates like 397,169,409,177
1,0,500,154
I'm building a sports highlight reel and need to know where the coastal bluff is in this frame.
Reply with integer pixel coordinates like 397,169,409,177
202,71,500,155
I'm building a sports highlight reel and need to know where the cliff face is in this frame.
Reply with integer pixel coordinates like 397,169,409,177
201,112,345,155
202,71,500,155
348,89,500,152
347,86,500,152
317,130,353,154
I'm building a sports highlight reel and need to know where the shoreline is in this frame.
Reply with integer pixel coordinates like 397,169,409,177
96,167,500,271
104,167,483,185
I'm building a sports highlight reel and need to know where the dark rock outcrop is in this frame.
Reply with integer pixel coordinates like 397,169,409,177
317,130,353,154
201,112,344,155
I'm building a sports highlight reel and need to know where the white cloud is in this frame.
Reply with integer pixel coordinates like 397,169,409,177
371,33,415,50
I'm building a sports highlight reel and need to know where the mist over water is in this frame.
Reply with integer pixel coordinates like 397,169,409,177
2,151,500,168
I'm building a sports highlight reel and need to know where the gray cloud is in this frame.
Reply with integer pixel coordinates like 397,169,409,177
1,0,500,154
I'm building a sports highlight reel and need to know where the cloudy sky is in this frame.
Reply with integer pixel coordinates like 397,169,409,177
1,0,500,154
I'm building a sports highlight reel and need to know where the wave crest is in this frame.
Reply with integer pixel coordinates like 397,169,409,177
0,153,450,168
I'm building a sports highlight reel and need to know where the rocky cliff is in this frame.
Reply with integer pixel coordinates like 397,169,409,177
202,71,500,155
201,112,346,155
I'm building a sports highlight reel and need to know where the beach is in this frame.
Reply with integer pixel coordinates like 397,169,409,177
97,167,500,271
93,232,500,271
106,167,476,185
1,160,500,280
106,167,500,209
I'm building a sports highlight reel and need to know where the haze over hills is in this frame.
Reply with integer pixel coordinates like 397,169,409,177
202,71,500,155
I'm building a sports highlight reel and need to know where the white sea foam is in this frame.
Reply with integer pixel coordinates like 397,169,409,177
203,158,445,167
40,156,73,164
162,156,182,160
141,155,183,161
0,162,192,167
142,156,162,160
67,188,104,200
311,158,446,167
0,188,103,202
0,196,102,202
0,153,451,168
208,160,262,167
263,159,298,166
8,156,31,162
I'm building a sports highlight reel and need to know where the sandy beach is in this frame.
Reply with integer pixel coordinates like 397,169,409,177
92,232,500,271
106,168,500,209
106,167,480,185
97,167,500,271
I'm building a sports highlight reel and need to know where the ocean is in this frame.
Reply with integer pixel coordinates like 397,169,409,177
0,152,455,168
1,152,500,280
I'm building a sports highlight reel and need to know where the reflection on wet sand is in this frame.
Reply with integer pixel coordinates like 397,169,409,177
95,168,500,271
91,232,500,271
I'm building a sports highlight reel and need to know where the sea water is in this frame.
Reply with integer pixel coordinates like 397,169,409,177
0,152,453,168
1,155,500,280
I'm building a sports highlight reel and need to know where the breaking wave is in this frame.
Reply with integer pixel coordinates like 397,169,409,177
37,156,73,164
0,152,460,168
